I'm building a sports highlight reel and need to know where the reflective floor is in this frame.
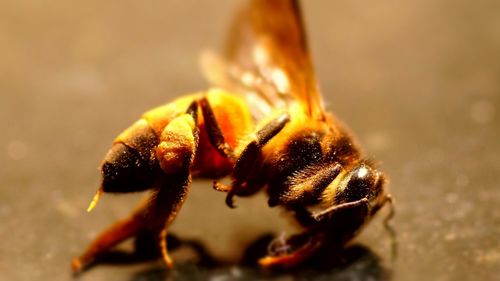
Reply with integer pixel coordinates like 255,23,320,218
1,0,499,280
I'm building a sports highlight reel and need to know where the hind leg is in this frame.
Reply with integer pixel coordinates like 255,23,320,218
71,197,160,272
72,102,199,272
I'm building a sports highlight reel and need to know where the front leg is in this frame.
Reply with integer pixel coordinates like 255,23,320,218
258,197,372,269
258,230,326,269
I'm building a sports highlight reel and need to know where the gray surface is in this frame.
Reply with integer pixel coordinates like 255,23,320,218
1,0,499,280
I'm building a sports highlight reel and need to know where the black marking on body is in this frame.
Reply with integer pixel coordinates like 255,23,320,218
276,163,342,206
325,135,360,165
267,131,324,206
101,124,160,193
122,122,159,167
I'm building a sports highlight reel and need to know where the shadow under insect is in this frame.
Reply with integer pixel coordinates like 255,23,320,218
84,230,392,281
132,237,391,281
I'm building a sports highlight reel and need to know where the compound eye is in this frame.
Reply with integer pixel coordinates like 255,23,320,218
335,164,376,203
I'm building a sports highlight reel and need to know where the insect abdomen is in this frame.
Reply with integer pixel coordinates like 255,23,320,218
101,89,255,190
101,119,160,192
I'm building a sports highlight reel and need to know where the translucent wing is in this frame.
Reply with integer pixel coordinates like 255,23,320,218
202,0,325,119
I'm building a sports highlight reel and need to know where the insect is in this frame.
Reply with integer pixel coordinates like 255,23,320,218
71,0,393,272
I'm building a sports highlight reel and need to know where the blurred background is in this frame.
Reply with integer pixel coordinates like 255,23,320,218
0,0,499,280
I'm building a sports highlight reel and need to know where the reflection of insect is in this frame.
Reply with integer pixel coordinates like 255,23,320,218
71,0,393,272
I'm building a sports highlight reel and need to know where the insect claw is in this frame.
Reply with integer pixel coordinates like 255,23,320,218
160,225,174,269
86,188,103,213
213,181,237,207
225,191,237,208
383,194,395,225
258,232,324,269
383,194,398,263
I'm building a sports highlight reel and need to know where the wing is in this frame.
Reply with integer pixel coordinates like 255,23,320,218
201,0,325,120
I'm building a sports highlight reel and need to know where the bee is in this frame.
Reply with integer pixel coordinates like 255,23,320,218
72,0,393,272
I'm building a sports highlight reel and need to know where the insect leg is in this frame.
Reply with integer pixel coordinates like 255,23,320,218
155,101,198,175
383,194,398,263
259,197,370,269
198,96,235,159
258,231,326,269
73,102,199,272
224,113,290,208
234,113,290,178
72,174,194,272
153,101,199,268
154,173,192,268
72,199,151,272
